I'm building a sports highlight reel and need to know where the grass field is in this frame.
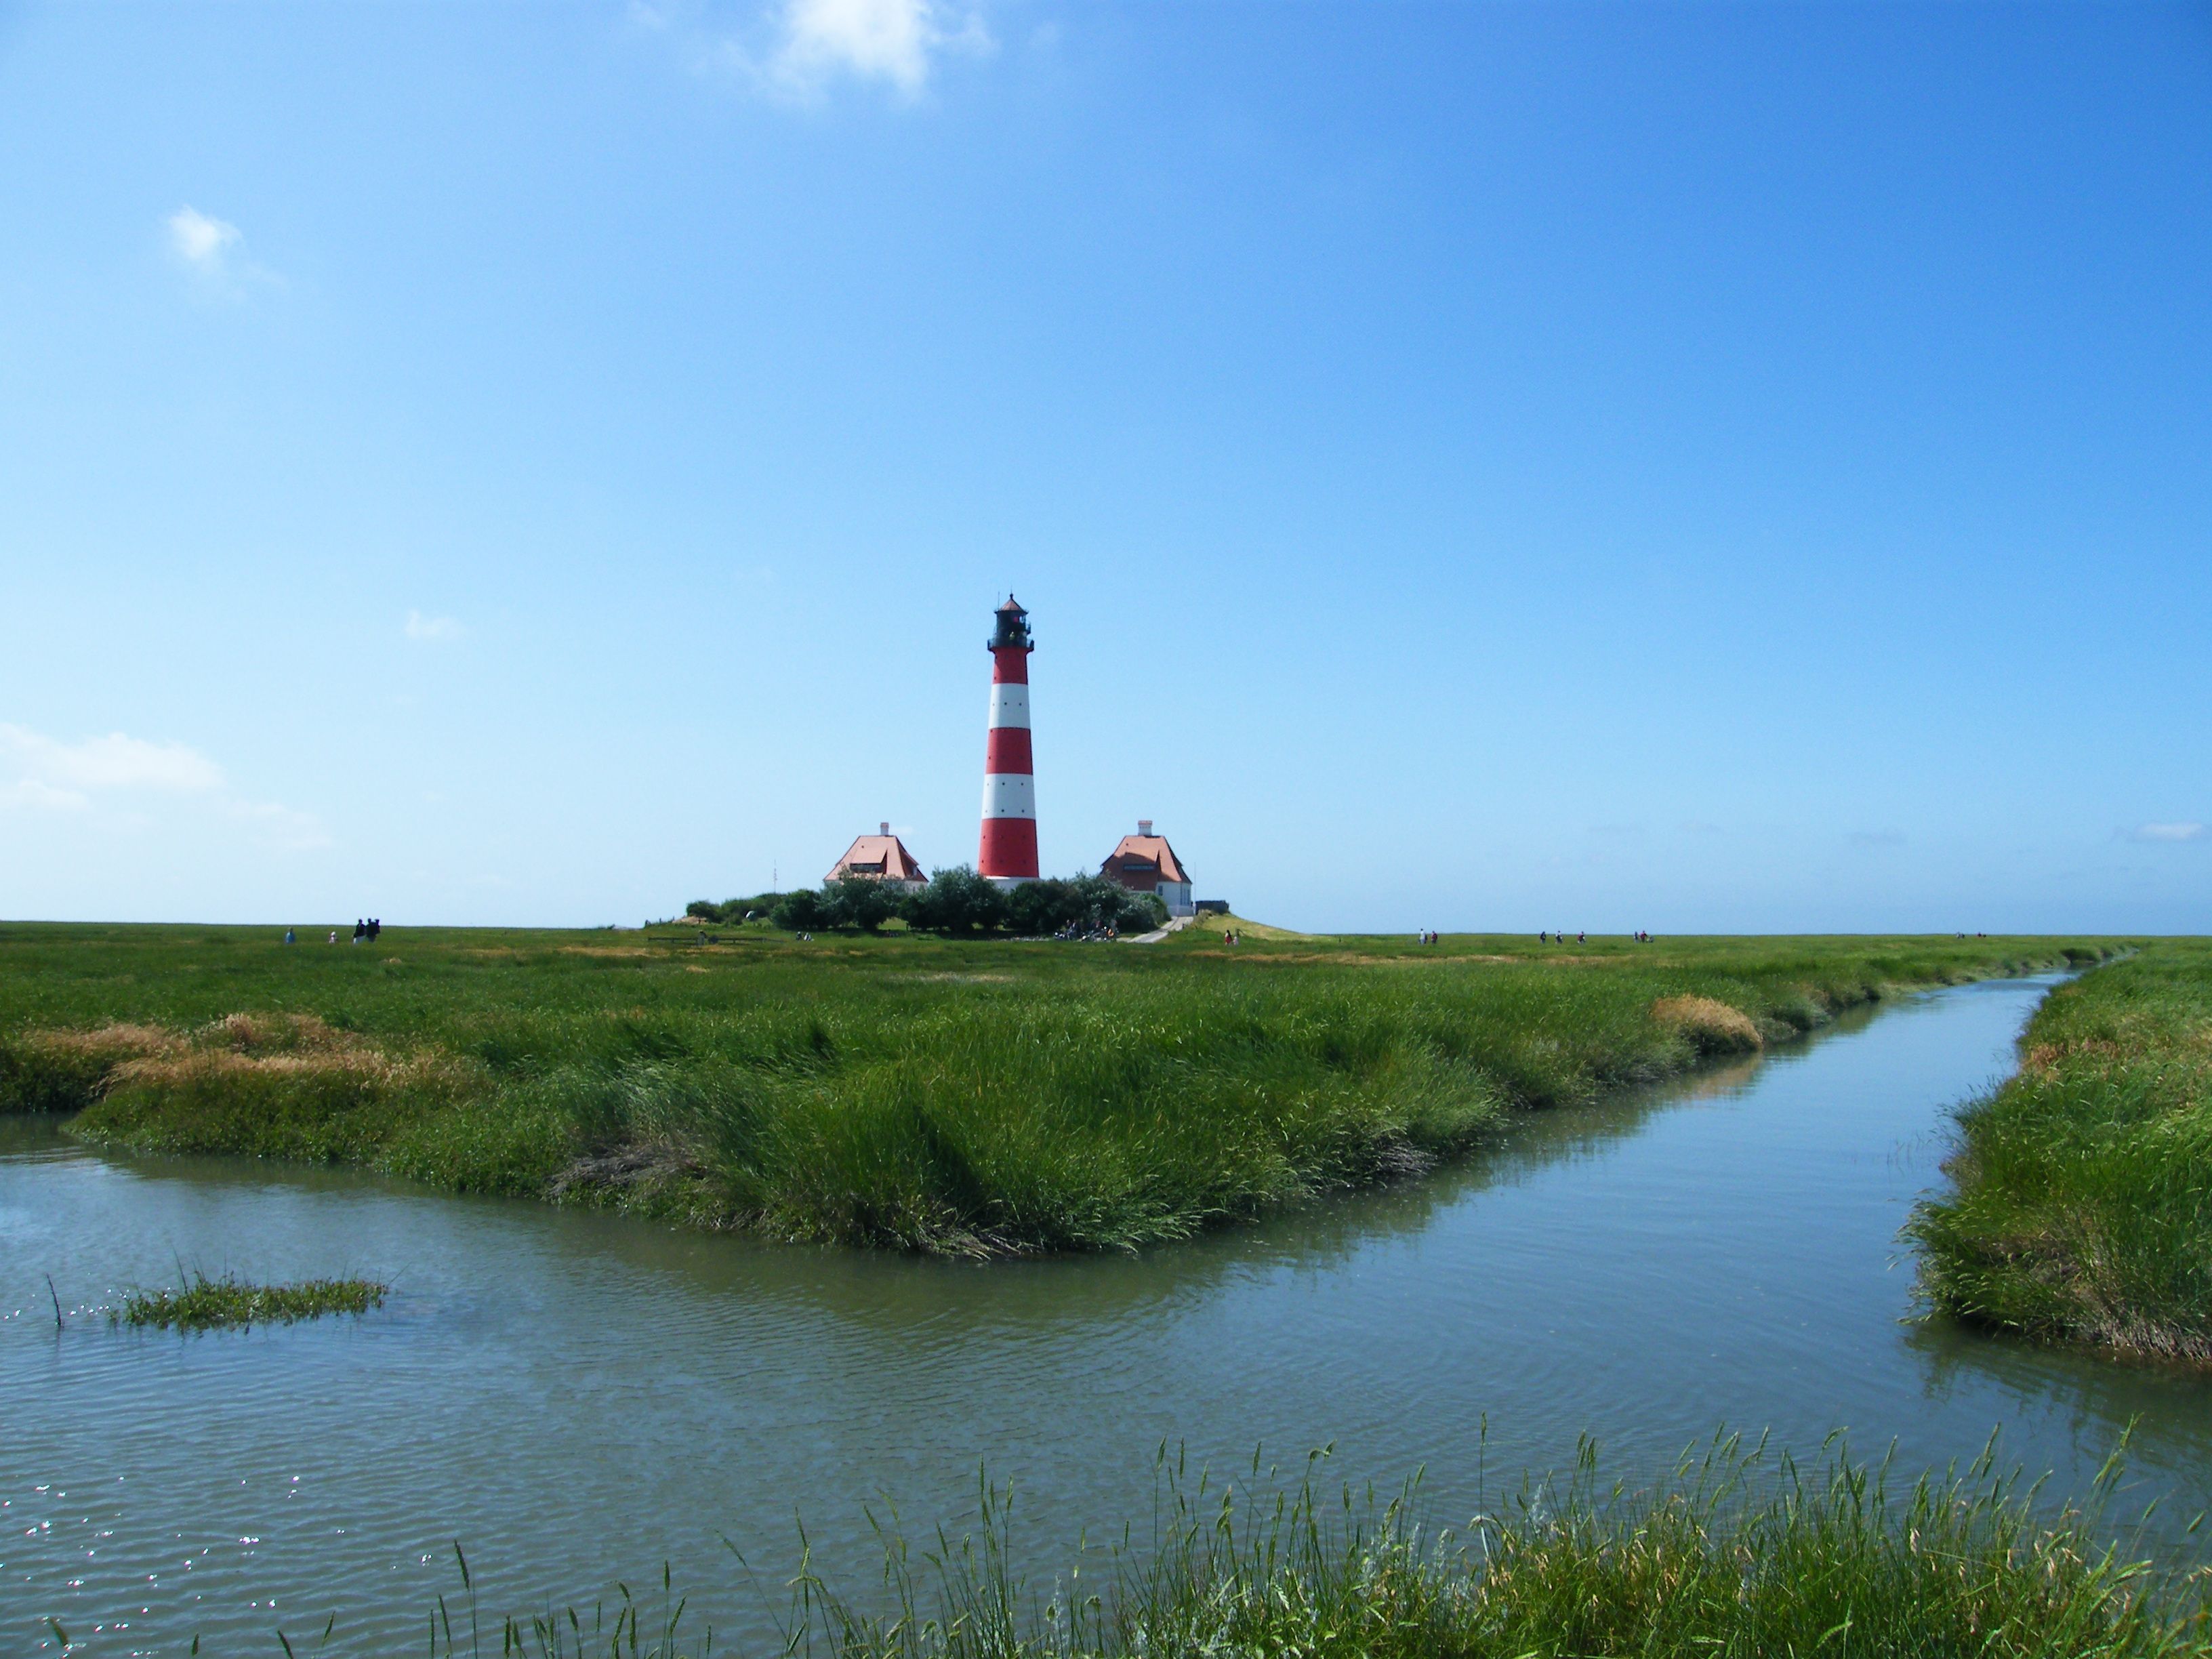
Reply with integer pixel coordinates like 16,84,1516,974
0,920,2114,1254
375,1437,2209,1658
1911,939,2212,1364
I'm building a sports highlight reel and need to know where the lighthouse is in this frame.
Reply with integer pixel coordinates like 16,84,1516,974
979,595,1039,885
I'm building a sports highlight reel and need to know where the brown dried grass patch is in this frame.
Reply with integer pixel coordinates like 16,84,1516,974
30,1010,468,1094
2021,1037,2127,1073
1651,995,1763,1051
22,1023,182,1063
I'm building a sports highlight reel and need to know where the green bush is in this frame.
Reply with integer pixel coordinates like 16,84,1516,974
771,889,830,932
687,894,784,926
823,876,900,933
901,866,1008,935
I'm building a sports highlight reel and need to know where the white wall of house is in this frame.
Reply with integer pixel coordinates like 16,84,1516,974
1158,881,1194,918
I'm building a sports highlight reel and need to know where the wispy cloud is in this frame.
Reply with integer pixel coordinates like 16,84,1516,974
405,610,467,643
0,723,326,851
778,0,983,94
0,778,90,813
2129,821,2205,843
0,723,224,792
165,205,282,292
657,0,991,100
168,205,240,269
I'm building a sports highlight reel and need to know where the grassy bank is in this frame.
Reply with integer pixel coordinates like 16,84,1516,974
365,1439,2209,1658
1911,939,2212,1364
0,922,2112,1254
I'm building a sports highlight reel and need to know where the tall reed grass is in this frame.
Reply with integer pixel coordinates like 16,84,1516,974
293,1437,2209,1658
0,923,2117,1254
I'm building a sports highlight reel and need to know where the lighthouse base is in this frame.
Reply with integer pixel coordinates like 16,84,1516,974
985,875,1039,890
978,815,1039,885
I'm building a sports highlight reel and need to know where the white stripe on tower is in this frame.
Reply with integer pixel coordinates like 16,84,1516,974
981,773,1036,817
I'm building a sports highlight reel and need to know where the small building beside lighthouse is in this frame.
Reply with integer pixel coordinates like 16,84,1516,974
1100,821,1195,917
826,824,927,892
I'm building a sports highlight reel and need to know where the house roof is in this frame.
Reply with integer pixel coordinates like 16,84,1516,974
827,834,926,884
1102,834,1191,885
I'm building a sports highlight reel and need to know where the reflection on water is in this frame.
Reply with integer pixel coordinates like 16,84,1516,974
3,976,2208,1655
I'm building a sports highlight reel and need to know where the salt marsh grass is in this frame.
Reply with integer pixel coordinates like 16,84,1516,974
1911,939,2212,1363
0,922,2115,1254
378,1437,2210,1658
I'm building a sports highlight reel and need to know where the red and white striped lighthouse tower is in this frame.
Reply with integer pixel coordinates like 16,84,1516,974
979,595,1039,885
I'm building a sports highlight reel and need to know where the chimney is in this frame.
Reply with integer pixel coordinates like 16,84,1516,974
1138,819,1153,837
880,822,890,835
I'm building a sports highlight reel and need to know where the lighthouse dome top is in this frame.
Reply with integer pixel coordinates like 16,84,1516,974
989,595,1033,652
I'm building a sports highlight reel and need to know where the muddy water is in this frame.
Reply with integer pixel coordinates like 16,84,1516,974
4,975,2209,1654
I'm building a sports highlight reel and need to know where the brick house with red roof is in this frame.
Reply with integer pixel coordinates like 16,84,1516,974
825,824,927,893
1099,820,1195,917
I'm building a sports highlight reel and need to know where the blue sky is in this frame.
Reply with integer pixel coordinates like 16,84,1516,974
1,0,2207,934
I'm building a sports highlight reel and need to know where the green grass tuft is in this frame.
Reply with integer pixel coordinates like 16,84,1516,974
113,1270,388,1330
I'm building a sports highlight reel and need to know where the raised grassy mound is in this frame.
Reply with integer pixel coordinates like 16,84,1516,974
0,923,2113,1255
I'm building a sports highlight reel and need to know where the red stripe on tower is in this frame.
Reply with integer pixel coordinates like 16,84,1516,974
979,595,1039,884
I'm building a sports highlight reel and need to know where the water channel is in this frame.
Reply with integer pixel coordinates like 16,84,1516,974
5,974,2211,1654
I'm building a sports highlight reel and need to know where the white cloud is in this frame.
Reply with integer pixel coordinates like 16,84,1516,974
781,0,937,93
167,205,241,269
405,610,466,642
165,205,283,293
0,723,224,792
0,722,325,851
0,778,90,813
2131,821,2206,843
692,0,991,99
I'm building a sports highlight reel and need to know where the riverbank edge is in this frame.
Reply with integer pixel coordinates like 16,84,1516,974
6,941,2120,1258
1909,939,2212,1368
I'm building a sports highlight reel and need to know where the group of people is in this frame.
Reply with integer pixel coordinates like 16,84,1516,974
281,920,384,944
1222,928,1244,945
1414,929,1439,945
1538,930,1588,944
